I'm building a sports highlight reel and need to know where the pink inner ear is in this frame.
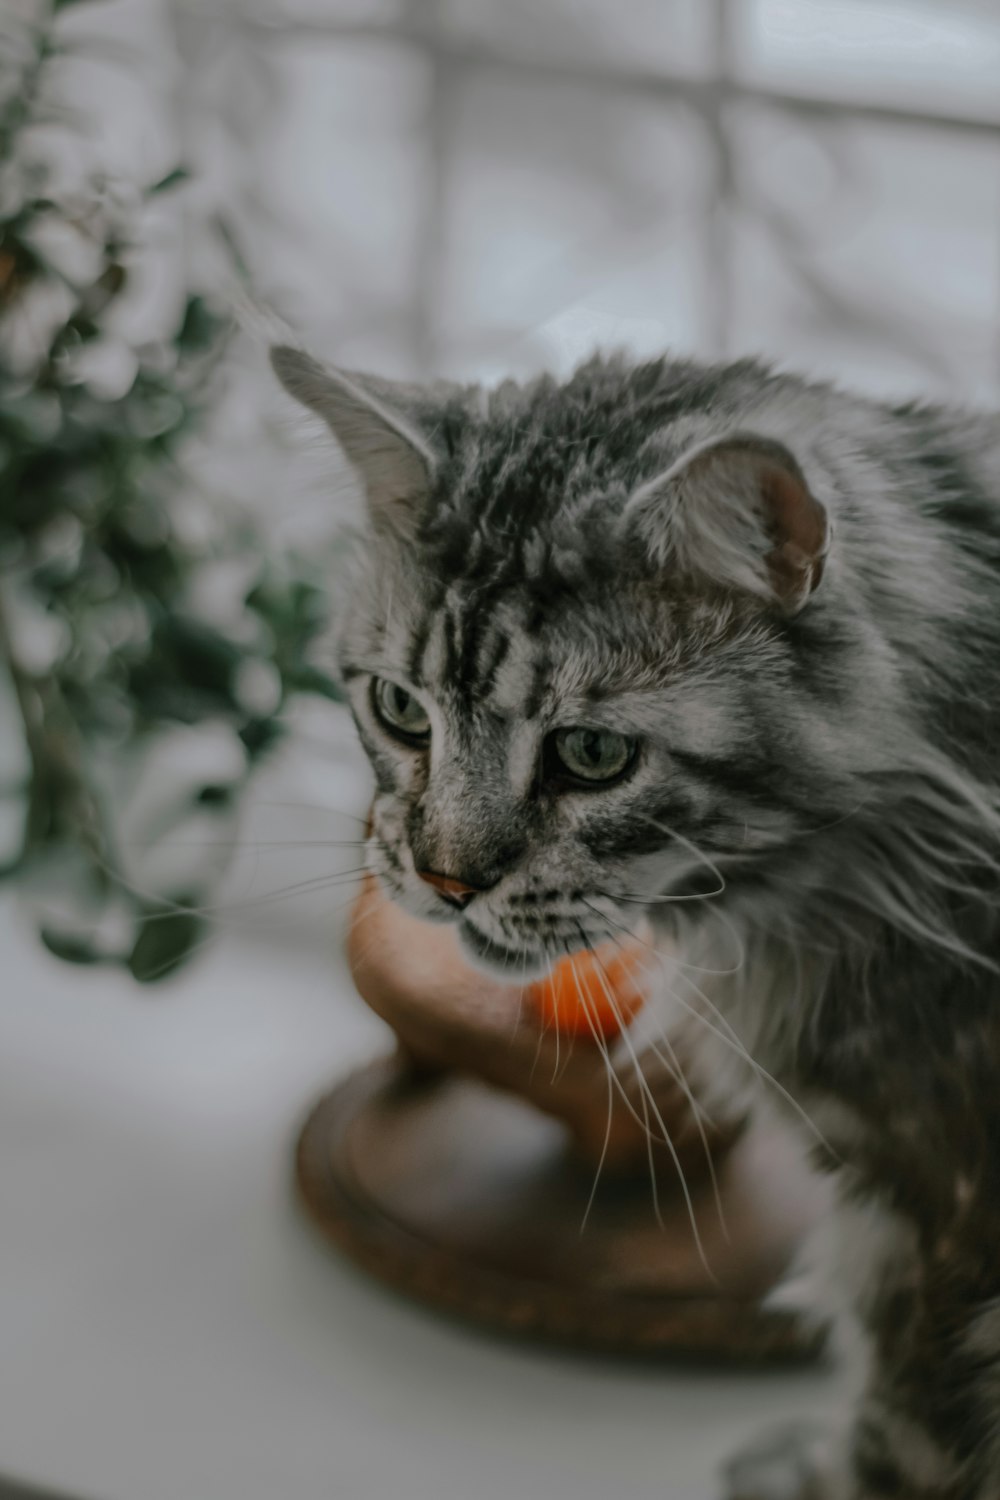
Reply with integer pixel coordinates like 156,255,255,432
759,459,830,605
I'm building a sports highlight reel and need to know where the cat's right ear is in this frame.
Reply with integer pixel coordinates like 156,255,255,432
270,345,434,537
623,432,830,614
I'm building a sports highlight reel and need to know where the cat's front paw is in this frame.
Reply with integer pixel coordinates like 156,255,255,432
721,1421,845,1500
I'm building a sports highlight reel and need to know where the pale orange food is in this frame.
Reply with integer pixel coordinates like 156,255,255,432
526,944,646,1040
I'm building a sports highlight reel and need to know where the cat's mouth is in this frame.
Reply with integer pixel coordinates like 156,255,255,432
457,919,552,982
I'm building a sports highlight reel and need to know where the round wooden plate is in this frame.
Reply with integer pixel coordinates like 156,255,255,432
295,1055,831,1362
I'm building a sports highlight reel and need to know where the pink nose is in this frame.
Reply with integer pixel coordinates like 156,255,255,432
417,870,481,909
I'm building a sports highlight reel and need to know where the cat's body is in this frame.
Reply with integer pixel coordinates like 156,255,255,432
274,345,1000,1499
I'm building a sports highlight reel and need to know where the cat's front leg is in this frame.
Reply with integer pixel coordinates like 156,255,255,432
721,1190,971,1500
721,1419,848,1500
721,1402,963,1500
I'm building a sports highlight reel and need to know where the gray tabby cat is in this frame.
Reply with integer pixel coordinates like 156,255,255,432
273,342,1000,1500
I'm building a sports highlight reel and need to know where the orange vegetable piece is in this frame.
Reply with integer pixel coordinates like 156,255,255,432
526,943,646,1040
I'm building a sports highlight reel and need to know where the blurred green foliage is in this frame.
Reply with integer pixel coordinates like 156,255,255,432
0,1,340,980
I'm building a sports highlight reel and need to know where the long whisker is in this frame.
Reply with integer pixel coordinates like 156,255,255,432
667,960,839,1161
578,891,833,1197
549,954,562,1085
75,838,370,929
142,868,371,924
581,907,725,1127
565,954,664,1221
617,815,727,904
643,815,728,882
589,940,721,1276
528,940,557,1083
586,896,747,979
567,956,621,1233
118,837,369,852
508,945,531,1045
128,878,373,984
594,957,663,1230
590,926,719,1131
615,888,724,905
581,924,718,1277
249,801,369,824
561,951,674,1154
595,923,729,1242
129,881,365,983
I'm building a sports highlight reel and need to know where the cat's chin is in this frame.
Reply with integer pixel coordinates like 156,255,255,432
457,921,551,982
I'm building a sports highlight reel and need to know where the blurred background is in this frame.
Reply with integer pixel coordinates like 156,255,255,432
0,2,998,1498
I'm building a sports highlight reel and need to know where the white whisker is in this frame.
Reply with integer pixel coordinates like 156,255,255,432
669,961,839,1161
566,956,618,1232
581,926,718,1277
596,924,730,1242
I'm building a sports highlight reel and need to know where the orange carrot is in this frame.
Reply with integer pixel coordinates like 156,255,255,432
526,943,646,1040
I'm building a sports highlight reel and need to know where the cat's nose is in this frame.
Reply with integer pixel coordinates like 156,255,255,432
416,869,483,910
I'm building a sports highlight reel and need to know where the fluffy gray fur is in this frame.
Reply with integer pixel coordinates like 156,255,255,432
274,342,1000,1500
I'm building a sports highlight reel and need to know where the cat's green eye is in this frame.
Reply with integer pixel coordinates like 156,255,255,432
551,726,636,785
372,677,431,743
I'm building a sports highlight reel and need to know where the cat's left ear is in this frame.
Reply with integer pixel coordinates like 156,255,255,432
624,432,830,614
270,345,434,537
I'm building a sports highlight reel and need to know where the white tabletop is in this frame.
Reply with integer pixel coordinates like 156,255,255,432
0,880,842,1500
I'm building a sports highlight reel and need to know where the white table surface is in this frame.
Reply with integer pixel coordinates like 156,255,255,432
0,879,840,1500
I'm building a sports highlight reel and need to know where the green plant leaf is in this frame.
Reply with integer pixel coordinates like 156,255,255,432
128,906,205,983
40,926,101,964
148,167,190,196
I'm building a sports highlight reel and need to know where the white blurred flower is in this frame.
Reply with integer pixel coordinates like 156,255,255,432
231,657,281,718
69,337,140,400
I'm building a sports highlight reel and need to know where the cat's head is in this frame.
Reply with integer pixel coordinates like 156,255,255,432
273,345,884,979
